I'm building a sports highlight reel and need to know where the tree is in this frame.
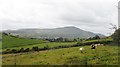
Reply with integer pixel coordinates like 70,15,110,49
24,48,30,52
57,37,63,42
73,39,77,42
44,45,49,50
2,32,8,36
93,35,100,39
64,38,69,42
32,46,39,51
111,28,120,44
19,48,24,52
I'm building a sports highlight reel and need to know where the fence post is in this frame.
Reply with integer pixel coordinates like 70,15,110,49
14,54,17,65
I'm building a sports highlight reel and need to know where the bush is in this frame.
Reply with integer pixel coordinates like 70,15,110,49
18,48,24,53
11,49,18,53
24,48,30,52
2,32,8,36
77,39,112,46
6,49,10,51
32,46,39,51
3,49,11,54
44,45,49,50
111,28,120,44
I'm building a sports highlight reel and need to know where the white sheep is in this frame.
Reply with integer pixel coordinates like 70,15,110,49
100,44,104,46
97,44,104,46
91,44,97,49
97,43,101,46
79,47,84,53
94,44,98,48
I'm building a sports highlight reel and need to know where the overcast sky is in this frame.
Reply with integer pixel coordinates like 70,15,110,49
0,0,119,36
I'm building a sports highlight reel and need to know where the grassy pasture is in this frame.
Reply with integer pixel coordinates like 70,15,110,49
2,45,118,65
1,34,119,65
2,35,47,49
0,41,1,49
2,42,77,51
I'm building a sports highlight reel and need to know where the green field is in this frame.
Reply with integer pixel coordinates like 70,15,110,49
1,34,119,65
2,42,77,51
2,45,118,65
0,41,2,50
2,34,77,51
2,35,47,49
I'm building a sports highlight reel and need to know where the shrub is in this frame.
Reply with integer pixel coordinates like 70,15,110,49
111,28,120,44
2,32,8,36
6,49,10,51
32,46,39,51
3,49,11,54
24,48,30,52
44,45,49,50
77,39,112,46
19,48,24,52
11,49,18,53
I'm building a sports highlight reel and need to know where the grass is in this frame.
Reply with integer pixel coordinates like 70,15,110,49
2,45,118,65
2,35,47,49
2,42,77,51
0,41,1,66
2,34,77,51
0,42,1,47
2,34,119,65
78,38,113,44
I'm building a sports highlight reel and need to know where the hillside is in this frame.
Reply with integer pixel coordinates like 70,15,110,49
4,26,105,38
2,46,118,65
2,34,47,49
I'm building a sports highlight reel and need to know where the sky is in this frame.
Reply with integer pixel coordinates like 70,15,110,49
0,0,119,36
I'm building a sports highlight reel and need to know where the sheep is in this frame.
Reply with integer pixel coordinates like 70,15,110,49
94,44,98,48
96,43,104,46
79,47,84,53
100,44,104,46
91,44,97,49
97,43,101,46
91,44,104,49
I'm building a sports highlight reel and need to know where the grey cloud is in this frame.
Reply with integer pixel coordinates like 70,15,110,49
0,0,119,35
60,2,117,27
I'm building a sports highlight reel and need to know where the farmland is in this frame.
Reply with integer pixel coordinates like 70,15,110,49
2,34,112,51
2,35,47,49
1,33,119,65
1,0,120,66
2,45,118,65
2,42,77,51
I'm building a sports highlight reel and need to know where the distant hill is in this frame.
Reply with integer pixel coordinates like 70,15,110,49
4,26,105,39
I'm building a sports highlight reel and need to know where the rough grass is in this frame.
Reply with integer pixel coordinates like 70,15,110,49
0,41,2,50
2,45,118,65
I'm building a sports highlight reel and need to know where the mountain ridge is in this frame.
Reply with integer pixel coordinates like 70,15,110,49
4,26,105,39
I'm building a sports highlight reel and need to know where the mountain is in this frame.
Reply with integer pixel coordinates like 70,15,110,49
95,33,105,37
4,26,105,39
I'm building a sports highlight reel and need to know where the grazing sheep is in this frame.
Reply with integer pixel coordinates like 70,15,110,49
91,44,104,49
97,43,101,46
91,44,97,49
100,44,104,46
97,44,104,46
94,44,98,48
79,47,84,53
